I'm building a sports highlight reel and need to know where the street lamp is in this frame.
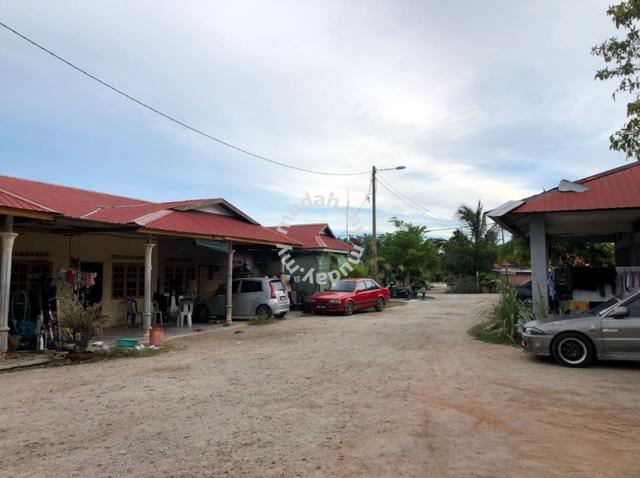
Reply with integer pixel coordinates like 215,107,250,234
371,165,406,282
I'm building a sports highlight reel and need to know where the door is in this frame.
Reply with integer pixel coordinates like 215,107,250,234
601,295,640,358
211,280,240,316
237,279,264,316
364,280,379,307
354,280,369,309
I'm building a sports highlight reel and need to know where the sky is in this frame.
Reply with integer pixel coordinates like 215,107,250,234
0,0,629,237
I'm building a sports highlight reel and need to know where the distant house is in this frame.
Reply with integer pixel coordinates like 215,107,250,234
266,223,353,300
493,265,531,287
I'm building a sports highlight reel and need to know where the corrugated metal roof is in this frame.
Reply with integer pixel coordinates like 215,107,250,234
267,223,352,252
515,162,640,213
0,175,300,245
145,211,300,245
0,187,58,213
0,175,147,217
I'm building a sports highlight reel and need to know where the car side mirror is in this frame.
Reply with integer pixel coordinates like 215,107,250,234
610,306,629,318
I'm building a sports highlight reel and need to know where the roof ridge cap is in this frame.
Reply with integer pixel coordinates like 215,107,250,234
0,186,59,213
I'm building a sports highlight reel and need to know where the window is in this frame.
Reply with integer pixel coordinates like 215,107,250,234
625,297,640,317
364,280,378,290
240,280,263,293
112,264,144,298
356,281,367,291
163,265,196,294
10,262,52,294
215,280,241,295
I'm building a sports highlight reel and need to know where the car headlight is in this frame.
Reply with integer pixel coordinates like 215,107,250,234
328,299,341,304
524,327,545,335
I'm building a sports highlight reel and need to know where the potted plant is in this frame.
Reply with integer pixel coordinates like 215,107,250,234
58,295,106,352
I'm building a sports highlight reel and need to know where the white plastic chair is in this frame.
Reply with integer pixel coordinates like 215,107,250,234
169,293,179,319
152,301,163,325
177,300,193,328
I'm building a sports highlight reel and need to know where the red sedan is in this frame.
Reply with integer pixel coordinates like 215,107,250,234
308,278,390,316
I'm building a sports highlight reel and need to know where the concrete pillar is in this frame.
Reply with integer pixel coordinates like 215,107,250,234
530,215,548,316
142,242,155,335
225,245,235,325
0,231,18,356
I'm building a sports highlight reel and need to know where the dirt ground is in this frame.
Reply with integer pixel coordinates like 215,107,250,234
1,294,640,477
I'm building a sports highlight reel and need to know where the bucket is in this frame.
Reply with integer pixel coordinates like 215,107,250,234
149,327,165,346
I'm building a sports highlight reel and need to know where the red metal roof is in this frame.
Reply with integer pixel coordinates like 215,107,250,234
0,175,299,245
0,187,58,214
515,162,640,214
145,211,299,244
267,223,352,252
0,175,147,217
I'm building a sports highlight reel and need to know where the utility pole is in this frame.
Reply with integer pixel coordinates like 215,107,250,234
370,164,406,283
371,166,378,281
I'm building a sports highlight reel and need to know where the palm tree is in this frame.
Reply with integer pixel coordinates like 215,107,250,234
455,200,496,273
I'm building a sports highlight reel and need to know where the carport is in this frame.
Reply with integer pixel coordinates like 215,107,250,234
490,162,640,313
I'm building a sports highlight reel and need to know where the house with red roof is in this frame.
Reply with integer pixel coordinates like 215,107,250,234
0,175,303,355
265,223,355,299
489,162,640,313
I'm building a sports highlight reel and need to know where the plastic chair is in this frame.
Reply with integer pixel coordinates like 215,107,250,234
152,300,163,325
169,293,179,320
123,299,142,328
177,299,193,328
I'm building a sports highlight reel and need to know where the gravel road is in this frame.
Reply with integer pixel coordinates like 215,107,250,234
1,294,639,477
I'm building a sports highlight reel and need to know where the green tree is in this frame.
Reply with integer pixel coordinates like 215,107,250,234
593,0,640,159
378,218,439,285
451,200,498,275
497,236,530,267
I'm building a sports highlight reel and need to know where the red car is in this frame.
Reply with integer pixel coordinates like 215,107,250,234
308,278,390,316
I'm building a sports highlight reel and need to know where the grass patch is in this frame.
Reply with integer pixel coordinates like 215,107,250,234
386,300,408,308
248,315,279,326
96,344,178,360
469,321,520,347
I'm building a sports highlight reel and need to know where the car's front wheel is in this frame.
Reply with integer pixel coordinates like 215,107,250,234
552,333,594,368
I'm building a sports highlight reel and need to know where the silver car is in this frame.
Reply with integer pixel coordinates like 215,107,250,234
194,277,290,321
522,290,640,367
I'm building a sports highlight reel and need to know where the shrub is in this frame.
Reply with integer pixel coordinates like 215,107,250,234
58,295,107,335
450,276,479,293
475,281,531,344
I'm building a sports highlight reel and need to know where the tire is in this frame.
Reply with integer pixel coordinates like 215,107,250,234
551,333,594,368
375,297,385,312
193,304,211,323
255,304,272,318
274,312,286,319
344,301,354,316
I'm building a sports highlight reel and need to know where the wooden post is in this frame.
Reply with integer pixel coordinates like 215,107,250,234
226,243,235,325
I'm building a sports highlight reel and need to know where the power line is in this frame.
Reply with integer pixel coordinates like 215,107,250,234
0,21,370,177
376,173,460,226
375,177,461,227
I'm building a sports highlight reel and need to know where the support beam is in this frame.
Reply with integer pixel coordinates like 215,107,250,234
530,215,548,316
142,242,155,335
225,244,235,326
0,227,18,357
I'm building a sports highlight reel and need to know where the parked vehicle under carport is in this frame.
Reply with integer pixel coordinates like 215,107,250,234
194,277,289,321
521,290,640,367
